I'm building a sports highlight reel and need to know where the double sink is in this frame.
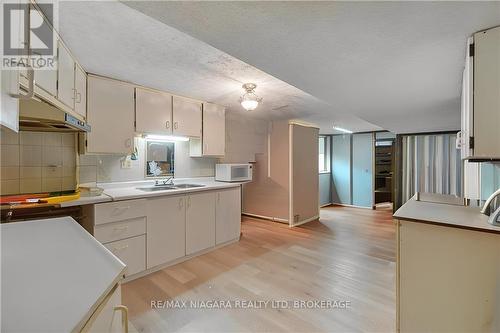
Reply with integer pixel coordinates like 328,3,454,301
136,183,205,192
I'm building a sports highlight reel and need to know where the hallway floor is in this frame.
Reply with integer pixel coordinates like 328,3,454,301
122,206,396,332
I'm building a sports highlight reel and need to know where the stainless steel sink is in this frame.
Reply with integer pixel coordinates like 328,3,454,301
173,184,206,189
136,185,177,192
136,184,206,192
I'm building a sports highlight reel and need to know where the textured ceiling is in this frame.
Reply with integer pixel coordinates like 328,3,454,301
58,1,380,134
122,1,500,134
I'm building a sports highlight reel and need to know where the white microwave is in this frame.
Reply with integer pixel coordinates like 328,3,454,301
215,164,253,182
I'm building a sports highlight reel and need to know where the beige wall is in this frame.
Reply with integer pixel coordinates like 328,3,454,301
242,120,290,221
291,124,319,224
0,128,77,195
224,114,320,224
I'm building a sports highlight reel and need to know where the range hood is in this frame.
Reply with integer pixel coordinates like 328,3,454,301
19,99,90,132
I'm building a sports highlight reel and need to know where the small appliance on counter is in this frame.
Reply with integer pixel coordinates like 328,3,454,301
215,163,253,182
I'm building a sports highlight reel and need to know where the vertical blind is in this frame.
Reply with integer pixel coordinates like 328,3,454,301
401,133,462,203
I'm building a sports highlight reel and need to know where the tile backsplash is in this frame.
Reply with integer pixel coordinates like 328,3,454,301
1,128,218,194
0,128,77,195
79,137,217,185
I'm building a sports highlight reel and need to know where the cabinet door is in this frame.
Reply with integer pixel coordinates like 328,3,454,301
172,96,202,137
460,37,474,159
82,284,124,333
31,9,57,97
147,195,186,268
87,76,135,154
473,27,500,159
216,187,241,245
74,65,87,119
135,88,172,134
57,41,75,109
0,70,19,132
203,103,225,156
186,192,216,255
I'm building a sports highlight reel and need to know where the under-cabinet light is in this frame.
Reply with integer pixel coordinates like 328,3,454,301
144,134,190,142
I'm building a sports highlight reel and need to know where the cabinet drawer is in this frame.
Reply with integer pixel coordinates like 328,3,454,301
104,235,146,277
94,217,146,244
94,199,146,225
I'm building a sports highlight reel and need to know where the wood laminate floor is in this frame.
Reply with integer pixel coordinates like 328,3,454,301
122,205,396,333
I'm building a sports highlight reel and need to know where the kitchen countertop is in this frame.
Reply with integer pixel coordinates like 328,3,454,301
98,177,244,201
1,217,126,332
394,195,500,234
59,193,112,207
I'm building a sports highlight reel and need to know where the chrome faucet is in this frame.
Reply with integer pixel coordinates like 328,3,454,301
154,177,174,186
481,188,500,226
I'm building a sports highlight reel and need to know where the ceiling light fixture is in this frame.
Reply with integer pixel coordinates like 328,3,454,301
332,126,353,134
144,134,189,142
240,83,262,111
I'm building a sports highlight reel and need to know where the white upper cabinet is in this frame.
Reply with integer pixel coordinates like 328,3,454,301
1,70,20,132
460,26,500,161
135,88,172,135
57,40,75,110
472,27,500,160
172,96,202,137
202,103,226,156
87,76,135,154
74,65,87,119
31,9,57,98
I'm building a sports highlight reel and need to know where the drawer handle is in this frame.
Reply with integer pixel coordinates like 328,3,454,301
174,122,178,130
113,226,129,232
113,245,129,251
113,206,130,214
178,197,184,210
113,305,129,333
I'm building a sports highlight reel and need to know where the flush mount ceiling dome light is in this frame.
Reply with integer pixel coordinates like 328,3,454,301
240,83,262,111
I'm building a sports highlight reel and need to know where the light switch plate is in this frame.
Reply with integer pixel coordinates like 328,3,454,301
120,156,132,169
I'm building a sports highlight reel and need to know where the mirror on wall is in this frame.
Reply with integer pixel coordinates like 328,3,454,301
145,140,175,177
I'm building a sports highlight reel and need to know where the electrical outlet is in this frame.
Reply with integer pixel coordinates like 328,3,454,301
121,157,132,169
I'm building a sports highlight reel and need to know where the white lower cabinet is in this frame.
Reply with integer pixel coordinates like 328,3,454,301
186,192,216,255
82,284,127,333
104,235,146,277
147,195,186,268
216,187,241,245
89,187,241,279
84,203,147,278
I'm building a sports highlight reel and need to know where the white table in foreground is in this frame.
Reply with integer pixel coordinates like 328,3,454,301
1,217,126,332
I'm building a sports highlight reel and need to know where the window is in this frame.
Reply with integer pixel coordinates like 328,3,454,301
319,136,330,173
145,140,175,177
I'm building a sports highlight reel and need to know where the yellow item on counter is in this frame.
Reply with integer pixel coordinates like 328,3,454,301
44,191,81,204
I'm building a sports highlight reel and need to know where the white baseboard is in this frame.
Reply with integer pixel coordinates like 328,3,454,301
122,237,240,283
290,214,320,227
242,212,288,224
331,203,373,210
